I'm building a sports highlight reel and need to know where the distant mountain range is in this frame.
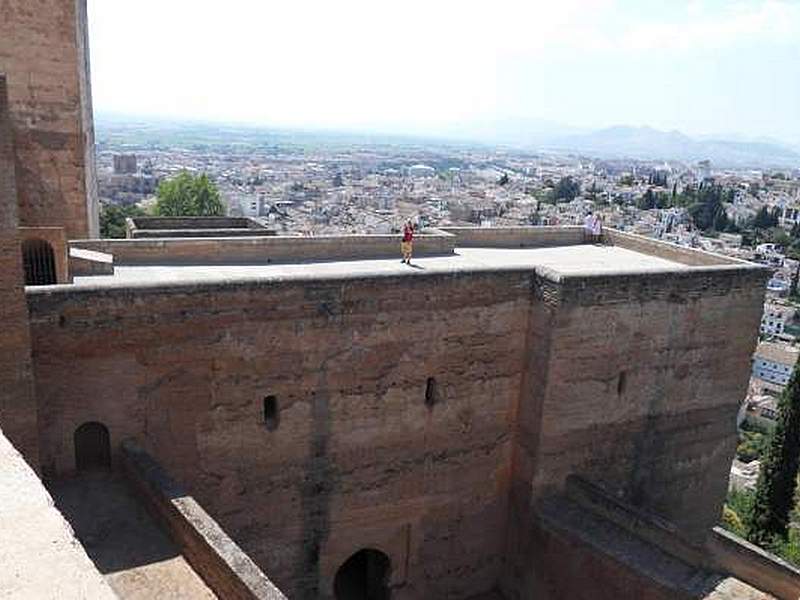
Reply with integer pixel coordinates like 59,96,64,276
445,120,799,168
96,112,800,169
547,126,800,168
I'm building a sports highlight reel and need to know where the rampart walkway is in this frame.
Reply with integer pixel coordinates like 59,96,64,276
49,472,216,599
69,245,690,289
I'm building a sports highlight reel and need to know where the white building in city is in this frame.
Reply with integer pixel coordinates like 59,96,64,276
407,164,436,178
752,341,800,388
780,204,800,229
760,302,794,337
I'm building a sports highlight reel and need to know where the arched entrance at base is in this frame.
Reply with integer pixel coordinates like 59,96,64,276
334,548,391,600
74,422,111,471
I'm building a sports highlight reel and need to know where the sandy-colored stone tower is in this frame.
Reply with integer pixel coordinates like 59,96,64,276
0,0,99,239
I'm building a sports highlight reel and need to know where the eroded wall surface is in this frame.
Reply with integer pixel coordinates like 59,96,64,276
503,267,766,598
534,270,765,533
27,271,532,598
0,0,98,239
25,263,766,599
0,75,38,468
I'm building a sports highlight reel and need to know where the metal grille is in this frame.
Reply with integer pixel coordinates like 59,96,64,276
21,238,56,285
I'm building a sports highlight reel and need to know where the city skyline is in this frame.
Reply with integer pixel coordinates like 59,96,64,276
88,0,800,145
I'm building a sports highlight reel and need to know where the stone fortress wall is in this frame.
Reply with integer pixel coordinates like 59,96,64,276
1,2,794,598
28,268,528,598
24,241,767,598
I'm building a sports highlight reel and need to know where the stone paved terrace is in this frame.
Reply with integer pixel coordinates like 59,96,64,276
66,245,703,289
0,430,116,600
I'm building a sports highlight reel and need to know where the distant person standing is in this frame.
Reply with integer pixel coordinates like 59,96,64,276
583,211,594,242
592,213,603,243
401,219,415,264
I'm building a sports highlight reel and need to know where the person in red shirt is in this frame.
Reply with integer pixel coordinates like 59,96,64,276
401,219,414,264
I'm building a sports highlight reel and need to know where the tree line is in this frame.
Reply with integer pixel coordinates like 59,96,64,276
101,171,224,238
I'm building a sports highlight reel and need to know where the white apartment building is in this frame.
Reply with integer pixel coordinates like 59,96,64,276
761,303,794,337
752,341,800,387
780,204,800,229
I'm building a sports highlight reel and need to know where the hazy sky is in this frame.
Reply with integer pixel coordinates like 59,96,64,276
88,0,800,143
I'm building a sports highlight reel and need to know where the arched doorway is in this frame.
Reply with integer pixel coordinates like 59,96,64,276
334,548,391,600
74,422,111,471
21,238,57,285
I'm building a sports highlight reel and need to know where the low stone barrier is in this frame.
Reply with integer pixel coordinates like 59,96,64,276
564,475,709,568
605,229,742,267
71,230,455,266
708,526,800,599
120,440,287,600
564,476,800,599
68,247,114,276
126,216,275,239
439,226,584,248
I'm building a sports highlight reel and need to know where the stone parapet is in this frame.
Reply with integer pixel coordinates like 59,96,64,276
440,225,584,248
70,229,455,266
126,216,276,239
68,246,114,277
606,229,744,266
708,527,800,600
121,439,287,600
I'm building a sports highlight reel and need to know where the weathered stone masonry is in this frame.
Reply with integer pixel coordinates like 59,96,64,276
28,270,529,598
0,0,98,239
25,263,766,598
0,75,38,468
504,266,767,598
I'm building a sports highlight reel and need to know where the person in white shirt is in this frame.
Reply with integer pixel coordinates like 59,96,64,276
592,213,603,243
583,211,594,242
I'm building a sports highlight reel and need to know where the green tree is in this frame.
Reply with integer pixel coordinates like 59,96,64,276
99,203,147,239
748,362,800,545
786,247,800,298
752,206,780,230
682,183,736,232
724,488,755,537
553,176,580,202
155,171,224,217
588,181,599,203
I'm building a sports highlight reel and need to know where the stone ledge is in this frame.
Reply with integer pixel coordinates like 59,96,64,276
439,225,585,248
605,229,747,267
120,439,287,600
68,247,114,276
70,229,455,266
708,527,800,600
